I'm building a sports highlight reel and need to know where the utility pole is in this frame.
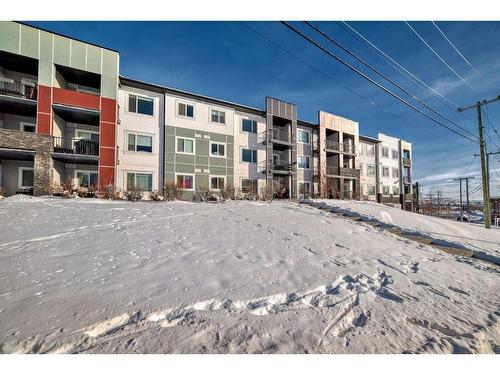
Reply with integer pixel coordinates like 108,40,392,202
454,177,475,222
465,178,470,223
437,190,441,217
458,95,500,229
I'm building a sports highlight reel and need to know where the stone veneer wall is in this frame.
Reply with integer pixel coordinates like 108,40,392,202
0,129,53,195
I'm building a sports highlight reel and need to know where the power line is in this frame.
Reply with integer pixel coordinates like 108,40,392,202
339,21,460,110
431,21,493,90
303,21,478,140
405,21,481,96
280,21,479,143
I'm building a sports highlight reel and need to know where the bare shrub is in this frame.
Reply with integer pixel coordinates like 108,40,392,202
234,188,258,201
219,184,235,201
258,185,273,201
192,187,211,202
149,191,163,201
163,182,183,201
99,184,121,200
0,186,5,196
124,186,144,202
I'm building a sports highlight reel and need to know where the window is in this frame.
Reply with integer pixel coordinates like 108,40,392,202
382,166,390,177
18,167,34,189
127,172,153,191
76,171,98,188
176,137,195,154
298,155,310,169
382,146,389,158
127,133,153,153
76,130,99,142
298,182,311,197
368,185,376,196
392,167,399,178
242,148,257,163
178,102,194,118
176,174,194,190
242,118,257,133
359,162,364,176
210,142,226,158
20,122,35,132
210,109,226,124
359,143,364,155
367,164,375,176
392,149,399,159
297,129,310,144
393,186,400,195
241,179,258,194
366,145,375,156
383,185,390,195
128,94,154,116
210,176,225,190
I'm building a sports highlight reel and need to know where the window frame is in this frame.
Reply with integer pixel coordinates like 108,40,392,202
297,128,311,144
297,154,311,170
18,167,34,189
393,186,400,195
297,181,311,197
175,136,196,155
209,141,226,158
359,162,364,176
381,146,389,158
74,169,98,188
382,166,390,178
127,93,155,117
366,144,375,156
20,122,36,133
392,167,399,179
241,178,258,194
126,132,154,154
176,100,195,119
392,149,399,159
209,107,226,125
75,129,99,141
209,175,226,191
241,118,258,134
175,173,195,191
126,171,153,192
241,147,258,164
367,164,375,176
368,185,376,196
382,185,390,195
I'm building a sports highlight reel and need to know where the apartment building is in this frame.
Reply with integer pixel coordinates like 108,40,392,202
358,135,380,200
0,21,119,195
0,21,413,208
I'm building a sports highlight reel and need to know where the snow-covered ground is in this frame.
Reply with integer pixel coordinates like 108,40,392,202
0,196,498,354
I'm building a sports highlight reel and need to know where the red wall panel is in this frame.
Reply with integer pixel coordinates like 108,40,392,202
52,88,100,110
99,167,115,187
100,97,117,123
99,122,116,148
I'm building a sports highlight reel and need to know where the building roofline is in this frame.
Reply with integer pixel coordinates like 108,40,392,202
359,134,381,143
15,21,120,54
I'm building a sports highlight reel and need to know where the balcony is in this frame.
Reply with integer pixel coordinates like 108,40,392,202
52,137,99,164
404,193,413,202
261,128,294,148
259,160,293,175
0,78,38,117
0,78,37,100
325,140,355,155
326,166,359,179
403,157,411,167
403,176,412,184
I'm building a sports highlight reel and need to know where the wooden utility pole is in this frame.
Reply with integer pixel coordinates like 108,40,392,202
458,95,500,229
437,190,441,217
454,177,475,222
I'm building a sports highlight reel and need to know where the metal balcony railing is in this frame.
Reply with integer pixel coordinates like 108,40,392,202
268,128,294,144
53,137,99,156
403,176,412,184
325,140,355,154
403,157,411,167
271,160,292,172
326,166,359,178
326,166,340,176
0,78,37,100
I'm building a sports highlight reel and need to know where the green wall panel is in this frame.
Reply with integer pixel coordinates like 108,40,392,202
86,44,102,74
176,164,194,174
195,156,208,166
210,167,227,176
176,154,195,165
70,40,86,71
38,32,53,86
196,139,208,155
0,22,20,54
195,174,209,189
53,35,71,66
20,25,39,59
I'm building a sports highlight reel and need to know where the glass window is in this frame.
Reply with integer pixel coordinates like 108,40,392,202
383,185,390,195
392,167,399,178
298,155,310,169
366,145,374,156
382,166,390,177
359,143,364,155
128,134,153,153
242,119,257,133
392,149,399,159
76,130,99,142
368,185,376,196
21,123,35,132
297,129,310,144
76,171,98,188
393,186,400,195
178,102,194,118
177,138,194,154
367,165,375,176
127,172,152,191
177,174,194,190
242,148,257,163
210,143,225,157
298,182,311,197
242,179,258,194
19,168,34,188
210,176,225,190
211,109,226,124
382,147,389,158
129,94,154,116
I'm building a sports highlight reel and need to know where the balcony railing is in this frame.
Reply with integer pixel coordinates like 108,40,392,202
53,137,99,156
0,78,37,100
268,128,294,144
325,140,355,154
403,176,412,184
326,166,359,178
403,157,411,167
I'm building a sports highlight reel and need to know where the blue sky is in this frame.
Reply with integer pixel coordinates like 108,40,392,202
27,21,500,200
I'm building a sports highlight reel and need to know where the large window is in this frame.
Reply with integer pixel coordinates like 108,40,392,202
178,102,194,118
242,118,257,133
76,171,98,188
383,185,390,195
176,137,195,154
176,174,194,190
297,129,310,144
382,166,390,177
392,167,399,178
359,143,365,155
367,164,375,176
392,149,399,159
127,133,153,153
210,109,226,124
298,155,310,169
393,186,400,195
128,94,154,116
241,179,258,194
359,162,364,176
76,130,99,142
210,176,225,190
298,181,311,197
366,144,375,156
210,142,226,158
368,185,376,196
382,146,389,158
127,172,153,191
18,167,34,189
242,148,257,163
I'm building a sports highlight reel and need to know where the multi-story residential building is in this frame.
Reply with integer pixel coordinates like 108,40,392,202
0,22,119,195
0,21,413,209
358,135,380,200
